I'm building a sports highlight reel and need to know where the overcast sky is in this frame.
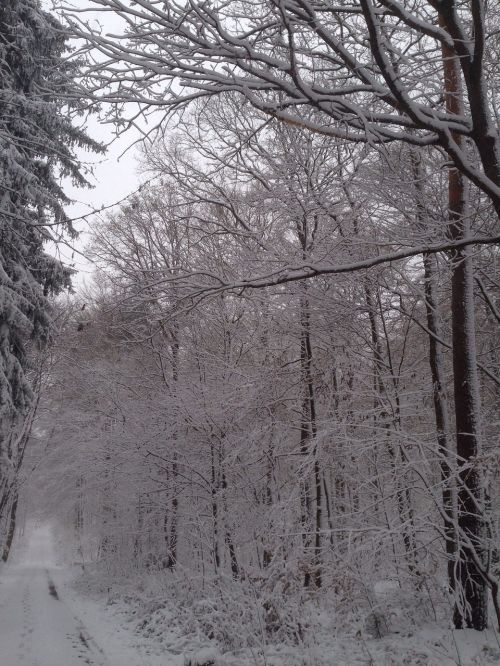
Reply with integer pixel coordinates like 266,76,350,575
49,0,145,290
61,122,143,288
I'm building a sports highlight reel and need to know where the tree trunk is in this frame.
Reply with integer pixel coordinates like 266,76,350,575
166,330,180,569
221,466,239,579
365,283,418,574
2,489,18,562
411,148,458,593
450,237,487,630
299,287,322,588
439,28,488,629
422,252,458,591
210,440,220,572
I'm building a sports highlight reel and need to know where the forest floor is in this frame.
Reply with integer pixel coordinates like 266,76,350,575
82,574,500,666
0,524,499,666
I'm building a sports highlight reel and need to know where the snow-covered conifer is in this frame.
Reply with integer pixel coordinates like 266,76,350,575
0,0,101,555
0,0,100,424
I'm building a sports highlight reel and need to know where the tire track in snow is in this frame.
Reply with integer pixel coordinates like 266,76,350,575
46,571,109,666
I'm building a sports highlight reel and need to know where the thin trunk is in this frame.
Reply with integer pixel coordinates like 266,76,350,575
322,472,334,549
221,466,239,579
313,459,322,588
210,441,220,572
299,303,313,588
299,288,322,588
365,283,417,573
2,489,18,562
423,252,458,588
167,465,178,568
75,476,84,534
134,495,143,562
263,433,274,569
411,149,458,588
166,332,179,569
262,309,275,570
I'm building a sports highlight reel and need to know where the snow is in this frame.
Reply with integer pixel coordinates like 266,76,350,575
1,524,499,666
0,523,181,666
69,569,500,666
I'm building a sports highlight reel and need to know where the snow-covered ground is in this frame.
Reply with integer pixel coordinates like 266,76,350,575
69,565,500,666
0,524,178,666
1,524,499,666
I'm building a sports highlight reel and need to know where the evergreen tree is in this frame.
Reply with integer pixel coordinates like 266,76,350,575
0,0,100,422
0,0,101,552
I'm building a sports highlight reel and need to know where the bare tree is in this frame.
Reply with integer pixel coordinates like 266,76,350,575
56,0,500,630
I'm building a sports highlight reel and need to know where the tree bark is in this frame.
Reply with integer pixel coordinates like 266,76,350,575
2,489,18,562
439,27,488,630
166,328,179,569
422,252,458,591
299,286,322,588
411,149,458,593
221,466,239,579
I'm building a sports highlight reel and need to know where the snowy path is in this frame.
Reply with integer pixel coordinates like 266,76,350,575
0,525,177,666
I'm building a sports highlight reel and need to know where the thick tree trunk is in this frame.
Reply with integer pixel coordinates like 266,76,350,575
450,236,488,630
437,2,500,220
438,25,488,630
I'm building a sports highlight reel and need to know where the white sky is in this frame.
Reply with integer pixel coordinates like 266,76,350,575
48,0,145,290
61,122,143,288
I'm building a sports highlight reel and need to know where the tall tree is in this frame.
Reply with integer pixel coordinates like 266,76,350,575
0,0,101,553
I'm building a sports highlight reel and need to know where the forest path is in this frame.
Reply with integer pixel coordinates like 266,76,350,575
0,525,175,666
